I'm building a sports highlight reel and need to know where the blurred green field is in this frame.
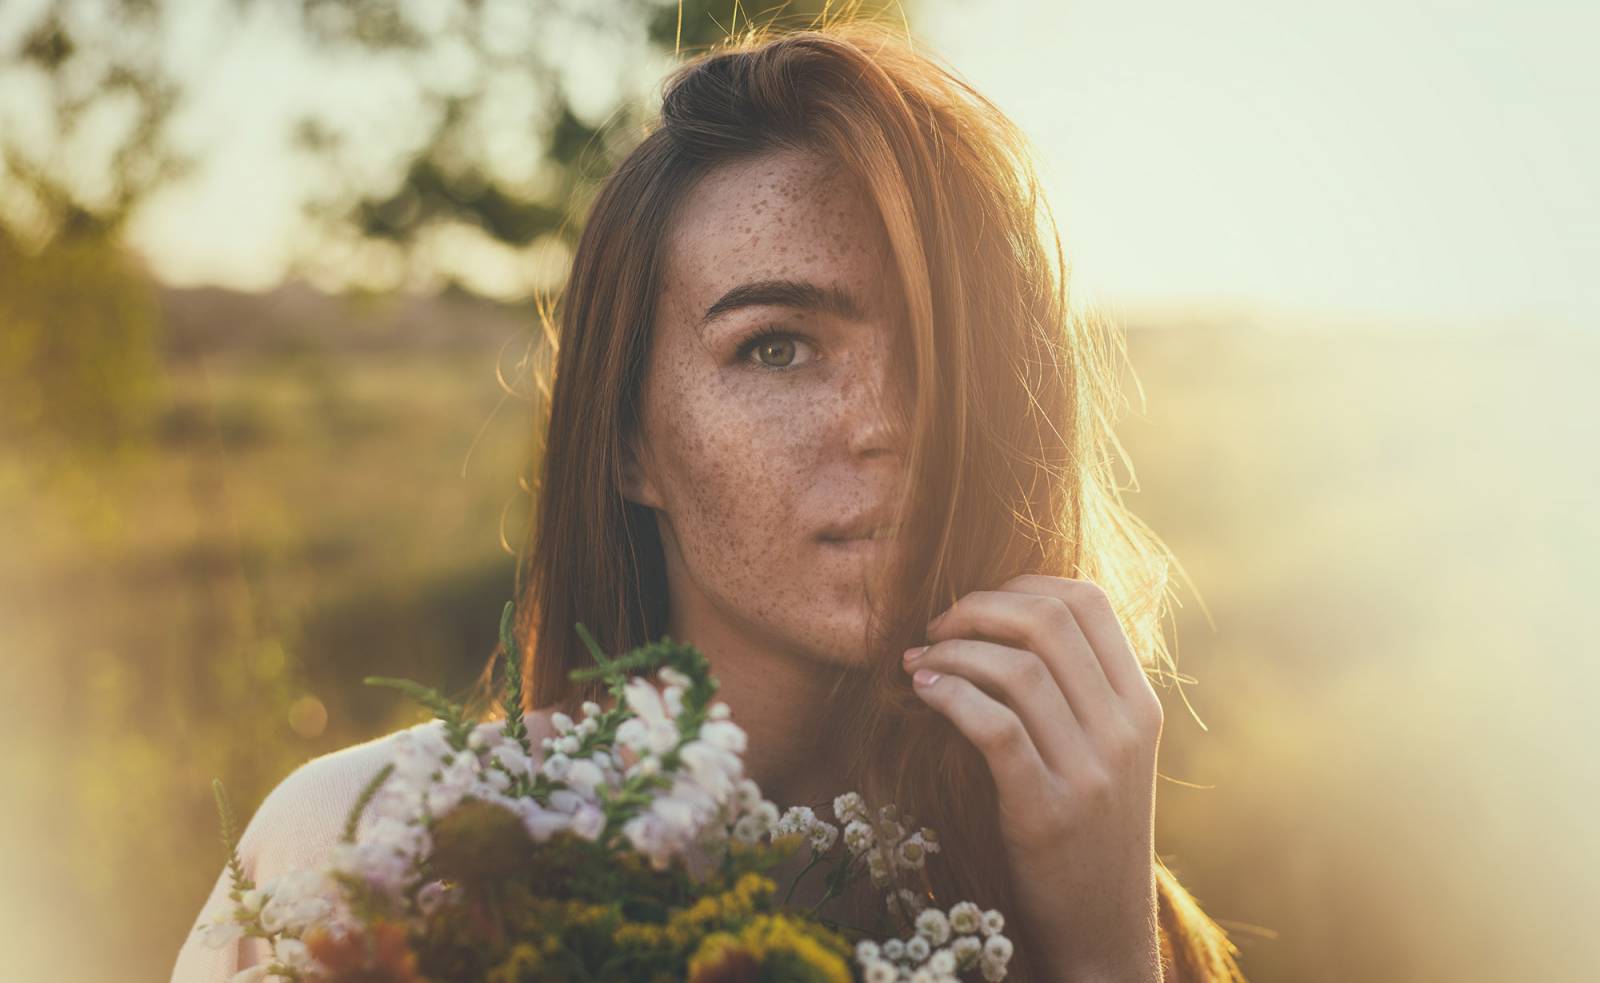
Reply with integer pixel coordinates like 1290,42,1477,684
1,281,1595,982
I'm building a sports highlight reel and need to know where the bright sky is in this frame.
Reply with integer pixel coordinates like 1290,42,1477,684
101,1,1600,331
917,0,1598,332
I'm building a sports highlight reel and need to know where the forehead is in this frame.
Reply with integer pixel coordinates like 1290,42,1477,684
659,147,894,323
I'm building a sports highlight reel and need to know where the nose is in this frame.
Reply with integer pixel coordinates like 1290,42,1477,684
843,341,911,461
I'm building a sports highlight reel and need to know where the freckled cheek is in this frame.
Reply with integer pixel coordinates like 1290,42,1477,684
674,395,826,543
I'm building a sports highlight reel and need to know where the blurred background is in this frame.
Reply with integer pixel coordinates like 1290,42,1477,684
1,1,1594,980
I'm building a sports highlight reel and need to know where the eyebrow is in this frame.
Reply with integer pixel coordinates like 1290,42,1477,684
700,278,864,327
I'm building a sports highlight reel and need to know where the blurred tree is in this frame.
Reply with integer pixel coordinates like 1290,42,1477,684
0,0,907,299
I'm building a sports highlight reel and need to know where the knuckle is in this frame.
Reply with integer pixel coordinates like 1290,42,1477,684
974,709,1027,757
1076,765,1115,804
1032,594,1076,636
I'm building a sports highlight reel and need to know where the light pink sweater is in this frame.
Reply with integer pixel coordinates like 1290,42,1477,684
170,716,552,982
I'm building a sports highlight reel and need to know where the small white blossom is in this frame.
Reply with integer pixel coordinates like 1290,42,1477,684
980,908,1006,937
950,935,982,969
855,939,881,963
834,791,868,824
580,700,601,719
864,959,897,983
844,819,876,856
928,948,957,974
881,938,905,961
550,711,575,734
916,908,951,945
272,937,315,973
808,820,838,853
896,835,927,871
905,935,931,961
540,752,572,782
948,901,983,935
982,934,1013,962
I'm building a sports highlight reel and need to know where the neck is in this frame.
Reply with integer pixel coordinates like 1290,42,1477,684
664,596,853,813
681,629,852,811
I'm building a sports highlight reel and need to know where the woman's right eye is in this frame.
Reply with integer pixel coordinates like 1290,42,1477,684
735,328,817,371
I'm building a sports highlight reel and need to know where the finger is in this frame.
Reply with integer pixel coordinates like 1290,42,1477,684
909,667,1054,795
926,587,1119,732
905,638,1086,775
1002,575,1158,711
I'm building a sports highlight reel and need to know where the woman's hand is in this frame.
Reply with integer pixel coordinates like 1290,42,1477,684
905,574,1165,983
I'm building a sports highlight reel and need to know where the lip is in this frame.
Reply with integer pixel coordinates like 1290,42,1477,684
817,512,900,542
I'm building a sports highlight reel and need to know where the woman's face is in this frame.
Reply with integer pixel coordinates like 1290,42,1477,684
623,146,912,668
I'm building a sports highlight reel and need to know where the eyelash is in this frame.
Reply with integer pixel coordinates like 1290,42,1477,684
734,325,818,371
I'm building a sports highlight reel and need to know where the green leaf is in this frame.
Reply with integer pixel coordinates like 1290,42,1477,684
363,675,474,751
211,778,254,898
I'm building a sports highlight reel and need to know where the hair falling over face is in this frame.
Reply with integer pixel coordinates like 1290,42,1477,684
468,9,1250,981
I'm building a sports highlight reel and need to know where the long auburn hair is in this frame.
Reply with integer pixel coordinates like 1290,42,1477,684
469,13,1248,982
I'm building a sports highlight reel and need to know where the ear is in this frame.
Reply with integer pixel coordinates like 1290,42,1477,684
620,430,663,510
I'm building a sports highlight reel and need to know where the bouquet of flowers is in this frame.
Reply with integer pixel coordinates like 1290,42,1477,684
195,601,1015,982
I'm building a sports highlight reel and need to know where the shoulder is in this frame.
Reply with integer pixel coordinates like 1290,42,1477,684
172,712,558,981
246,710,560,872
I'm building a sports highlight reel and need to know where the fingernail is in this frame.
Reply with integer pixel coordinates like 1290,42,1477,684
902,645,927,664
912,668,942,688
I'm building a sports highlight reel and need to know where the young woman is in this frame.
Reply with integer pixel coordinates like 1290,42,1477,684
174,19,1248,983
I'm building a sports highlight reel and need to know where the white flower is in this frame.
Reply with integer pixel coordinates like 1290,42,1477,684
699,719,747,754
855,939,881,963
733,813,764,844
518,800,571,842
896,834,928,870
752,800,780,829
616,677,680,755
808,820,838,853
571,803,606,841
844,819,876,856
834,791,868,824
491,742,533,777
734,778,762,810
775,805,817,837
272,937,315,973
565,758,605,796
555,734,581,756
867,850,890,889
950,935,982,969
948,901,983,935
906,935,931,961
881,938,905,962
256,869,336,935
551,711,574,734
980,909,1006,937
928,948,956,974
916,908,951,946
864,959,897,983
540,752,572,782
980,953,1008,982
677,739,742,801
659,666,692,689
910,970,936,983
982,934,1013,962
580,699,602,719
708,700,731,720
